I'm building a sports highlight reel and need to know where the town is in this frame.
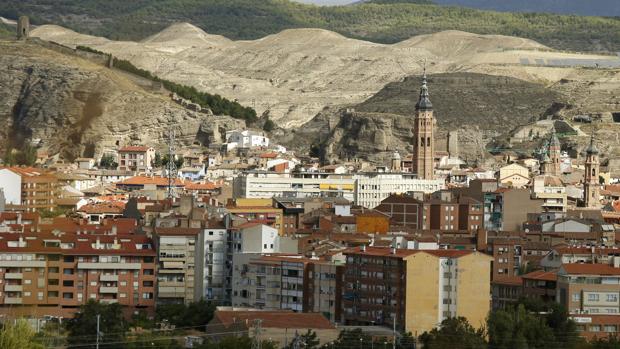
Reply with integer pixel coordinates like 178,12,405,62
1,62,618,348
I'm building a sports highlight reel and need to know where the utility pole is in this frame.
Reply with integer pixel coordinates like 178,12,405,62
96,314,101,349
251,318,262,349
166,129,177,199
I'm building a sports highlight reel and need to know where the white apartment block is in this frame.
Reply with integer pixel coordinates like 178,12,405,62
354,173,444,209
225,130,269,149
233,171,355,202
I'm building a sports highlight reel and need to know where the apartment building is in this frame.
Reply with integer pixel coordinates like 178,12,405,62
354,173,443,209
484,188,543,231
342,247,492,335
227,198,285,235
117,146,156,172
233,171,355,202
532,175,568,213
154,226,230,305
374,193,483,231
231,255,342,322
0,232,156,319
0,167,60,212
558,263,620,339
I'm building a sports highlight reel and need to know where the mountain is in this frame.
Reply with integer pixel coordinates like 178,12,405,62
433,0,620,17
0,39,243,161
1,0,619,52
30,23,620,128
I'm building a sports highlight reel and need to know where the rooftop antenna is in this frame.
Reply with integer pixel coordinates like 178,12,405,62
167,129,177,199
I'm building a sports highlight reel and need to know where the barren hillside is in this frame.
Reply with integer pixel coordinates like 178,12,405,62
31,23,620,128
0,39,243,161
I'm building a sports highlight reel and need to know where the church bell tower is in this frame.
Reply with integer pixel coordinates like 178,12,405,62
412,69,435,180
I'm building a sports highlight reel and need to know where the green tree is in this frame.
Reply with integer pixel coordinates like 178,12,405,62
487,301,581,349
285,329,319,349
419,317,487,349
161,154,184,169
263,116,276,132
99,154,118,169
0,319,44,349
332,328,373,349
156,299,216,329
66,300,127,349
153,152,163,168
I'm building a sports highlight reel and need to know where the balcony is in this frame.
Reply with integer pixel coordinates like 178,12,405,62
99,287,118,293
4,273,23,279
4,297,22,304
100,274,119,282
4,285,23,292
0,261,45,268
158,281,185,288
77,262,141,270
100,299,118,304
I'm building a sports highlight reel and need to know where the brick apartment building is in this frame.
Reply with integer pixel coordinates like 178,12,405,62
0,232,156,319
0,167,60,213
375,193,483,231
342,246,492,335
117,146,156,172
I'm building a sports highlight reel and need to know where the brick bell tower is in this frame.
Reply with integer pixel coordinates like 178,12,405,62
412,68,435,180
584,133,600,208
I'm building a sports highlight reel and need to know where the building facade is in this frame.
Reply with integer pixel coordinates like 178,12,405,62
342,247,491,335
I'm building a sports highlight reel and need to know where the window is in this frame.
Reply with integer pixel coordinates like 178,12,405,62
572,293,581,302
24,291,31,297
120,281,127,287
588,294,600,302
37,292,43,301
590,325,601,332
605,325,617,333
90,281,97,286
63,280,74,287
62,292,73,299
143,281,154,287
24,279,32,285
607,294,618,302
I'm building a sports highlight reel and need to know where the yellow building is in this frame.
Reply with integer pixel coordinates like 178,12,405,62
227,198,284,235
343,247,492,335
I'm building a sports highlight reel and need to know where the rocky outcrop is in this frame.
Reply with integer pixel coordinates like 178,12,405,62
0,40,244,161
280,72,566,164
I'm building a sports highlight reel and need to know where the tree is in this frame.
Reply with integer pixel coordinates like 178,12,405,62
332,328,373,349
0,319,44,349
153,152,163,168
66,300,127,349
156,299,216,329
285,329,319,349
419,317,487,349
263,116,276,132
487,301,581,349
162,154,184,169
99,154,118,169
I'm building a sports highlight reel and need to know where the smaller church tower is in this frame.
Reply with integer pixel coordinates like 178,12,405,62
412,69,435,180
548,128,562,176
584,134,600,208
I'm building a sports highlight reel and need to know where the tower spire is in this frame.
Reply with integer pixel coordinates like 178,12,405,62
415,61,432,111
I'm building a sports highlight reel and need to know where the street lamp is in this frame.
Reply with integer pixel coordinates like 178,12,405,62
360,337,363,349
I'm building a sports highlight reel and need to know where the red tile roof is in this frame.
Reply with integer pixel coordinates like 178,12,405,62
117,176,186,187
78,202,125,214
561,263,620,276
522,269,558,282
154,227,201,236
185,182,219,191
214,310,335,330
0,232,155,256
493,275,523,286
344,246,474,259
259,152,278,159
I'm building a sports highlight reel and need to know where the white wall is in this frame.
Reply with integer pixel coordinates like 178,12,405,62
0,169,22,205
